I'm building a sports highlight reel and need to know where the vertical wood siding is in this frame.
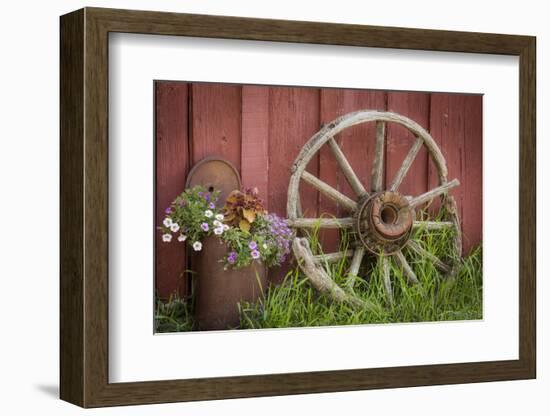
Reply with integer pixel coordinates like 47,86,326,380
155,82,189,298
155,82,483,298
241,86,269,204
268,87,321,283
386,92,430,198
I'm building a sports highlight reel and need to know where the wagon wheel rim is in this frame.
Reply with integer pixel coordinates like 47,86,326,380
287,110,462,307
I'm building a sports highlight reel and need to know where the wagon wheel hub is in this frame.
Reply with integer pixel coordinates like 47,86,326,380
356,191,414,255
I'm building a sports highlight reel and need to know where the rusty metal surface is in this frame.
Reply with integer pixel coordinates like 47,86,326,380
356,191,414,255
186,157,268,330
194,236,267,330
185,157,241,204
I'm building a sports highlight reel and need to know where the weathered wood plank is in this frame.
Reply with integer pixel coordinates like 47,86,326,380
241,86,269,207
191,83,242,170
269,87,320,217
155,81,189,299
269,86,320,283
319,89,345,253
386,92,430,197
462,95,483,254
428,94,464,221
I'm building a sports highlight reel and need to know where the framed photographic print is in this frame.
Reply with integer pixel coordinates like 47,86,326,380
60,7,536,408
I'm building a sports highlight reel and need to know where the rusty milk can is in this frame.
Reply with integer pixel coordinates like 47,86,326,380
186,157,267,330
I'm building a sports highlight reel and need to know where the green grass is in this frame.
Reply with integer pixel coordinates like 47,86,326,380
155,219,482,332
155,296,195,333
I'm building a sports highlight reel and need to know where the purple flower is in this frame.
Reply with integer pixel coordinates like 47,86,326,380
248,241,257,250
205,193,210,201
251,249,260,259
209,202,215,209
200,222,209,231
198,191,203,197
227,251,237,264
165,207,171,214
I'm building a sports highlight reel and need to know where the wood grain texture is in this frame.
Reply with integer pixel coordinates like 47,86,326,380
462,95,483,253
428,94,465,227
518,38,536,373
268,86,320,217
241,86,270,206
268,87,320,282
191,83,242,169
60,7,536,407
386,92,430,198
318,89,345,253
428,93,482,254
86,7,531,54
60,8,84,406
155,82,189,299
83,7,110,406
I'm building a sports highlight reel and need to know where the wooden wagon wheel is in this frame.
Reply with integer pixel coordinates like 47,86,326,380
287,110,462,308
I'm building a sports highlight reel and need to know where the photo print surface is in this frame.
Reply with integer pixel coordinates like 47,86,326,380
154,81,482,332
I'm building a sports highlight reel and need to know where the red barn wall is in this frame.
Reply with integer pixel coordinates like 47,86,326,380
155,81,483,299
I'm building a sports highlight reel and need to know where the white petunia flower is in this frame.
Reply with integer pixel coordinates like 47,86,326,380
263,243,268,249
192,241,203,251
223,224,229,231
170,223,180,232
162,233,172,242
204,210,213,218
177,234,187,242
213,220,222,227
213,227,224,235
163,217,173,227
215,214,224,221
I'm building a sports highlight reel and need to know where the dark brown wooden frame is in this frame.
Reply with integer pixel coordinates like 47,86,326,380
60,7,536,408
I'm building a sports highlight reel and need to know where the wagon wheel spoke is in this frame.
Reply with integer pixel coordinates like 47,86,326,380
312,249,354,265
288,217,354,229
412,220,454,231
407,239,451,274
393,250,419,284
389,136,424,191
327,137,368,198
381,256,394,306
346,247,365,288
301,171,357,211
409,179,460,208
371,121,386,192
292,238,366,308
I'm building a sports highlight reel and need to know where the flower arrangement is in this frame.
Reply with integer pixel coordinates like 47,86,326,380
159,186,225,251
159,186,293,270
223,188,267,232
